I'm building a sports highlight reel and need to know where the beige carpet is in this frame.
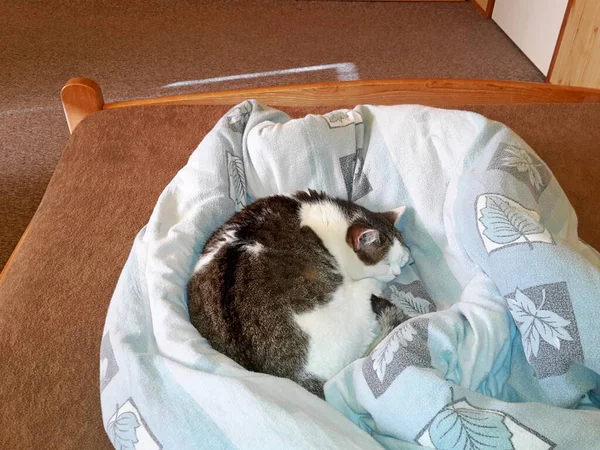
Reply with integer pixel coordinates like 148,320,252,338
0,0,543,270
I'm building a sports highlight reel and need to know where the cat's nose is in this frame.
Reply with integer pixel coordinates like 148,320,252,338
392,266,401,276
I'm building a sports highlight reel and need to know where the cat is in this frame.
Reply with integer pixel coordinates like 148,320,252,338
187,190,410,398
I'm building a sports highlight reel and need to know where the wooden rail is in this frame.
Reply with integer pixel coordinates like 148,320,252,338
61,78,600,134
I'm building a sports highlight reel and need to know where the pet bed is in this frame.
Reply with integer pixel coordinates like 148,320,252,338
101,99,600,449
2,79,600,449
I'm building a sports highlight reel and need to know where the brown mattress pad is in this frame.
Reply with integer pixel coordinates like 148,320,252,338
1,103,599,449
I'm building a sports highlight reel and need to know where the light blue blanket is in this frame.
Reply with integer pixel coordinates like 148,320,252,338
101,101,600,450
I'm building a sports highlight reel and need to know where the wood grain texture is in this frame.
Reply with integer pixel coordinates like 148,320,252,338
102,79,600,113
471,0,494,17
546,0,575,83
306,1,465,2
61,77,104,133
549,0,600,88
471,0,487,15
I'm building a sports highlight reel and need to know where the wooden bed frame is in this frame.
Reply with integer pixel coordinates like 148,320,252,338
2,77,600,281
60,77,600,133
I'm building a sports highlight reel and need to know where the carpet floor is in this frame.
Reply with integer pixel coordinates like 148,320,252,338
0,0,543,270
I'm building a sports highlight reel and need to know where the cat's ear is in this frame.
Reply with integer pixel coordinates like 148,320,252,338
347,226,380,251
379,206,407,226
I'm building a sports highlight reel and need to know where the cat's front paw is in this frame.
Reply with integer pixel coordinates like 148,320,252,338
356,277,384,296
374,272,396,283
398,245,410,268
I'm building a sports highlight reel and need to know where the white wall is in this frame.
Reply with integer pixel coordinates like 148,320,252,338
492,0,569,75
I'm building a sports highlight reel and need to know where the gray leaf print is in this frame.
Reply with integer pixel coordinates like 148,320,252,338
417,389,556,448
508,288,572,362
371,322,417,382
227,153,246,211
388,285,431,318
327,111,348,124
108,405,140,450
429,405,513,450
487,143,551,200
504,282,583,379
363,318,431,397
323,110,353,128
479,196,544,249
501,146,543,191
228,103,252,133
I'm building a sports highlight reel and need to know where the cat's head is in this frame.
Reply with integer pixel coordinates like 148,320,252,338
294,190,409,282
345,206,408,282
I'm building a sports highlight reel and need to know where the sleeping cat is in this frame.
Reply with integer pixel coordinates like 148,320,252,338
187,190,410,397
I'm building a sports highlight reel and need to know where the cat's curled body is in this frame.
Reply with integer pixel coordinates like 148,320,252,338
187,190,409,397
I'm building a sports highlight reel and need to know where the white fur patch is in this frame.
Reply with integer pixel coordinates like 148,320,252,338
299,201,368,281
294,278,381,380
192,228,237,274
245,242,264,256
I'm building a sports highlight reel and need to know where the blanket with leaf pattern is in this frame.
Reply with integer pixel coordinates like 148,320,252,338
101,101,600,450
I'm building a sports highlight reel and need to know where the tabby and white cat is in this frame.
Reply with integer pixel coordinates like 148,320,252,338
187,190,410,397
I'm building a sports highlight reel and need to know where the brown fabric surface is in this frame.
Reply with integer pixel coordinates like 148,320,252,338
0,105,231,450
1,102,599,450
0,0,545,270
